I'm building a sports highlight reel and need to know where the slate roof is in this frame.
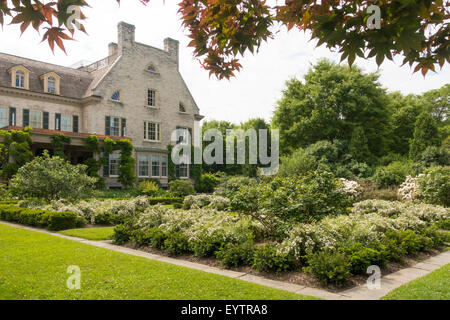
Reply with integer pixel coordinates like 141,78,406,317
0,52,113,99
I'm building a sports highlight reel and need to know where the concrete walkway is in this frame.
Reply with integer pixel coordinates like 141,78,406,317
1,221,449,300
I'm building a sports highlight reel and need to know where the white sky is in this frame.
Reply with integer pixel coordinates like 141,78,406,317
0,1,448,125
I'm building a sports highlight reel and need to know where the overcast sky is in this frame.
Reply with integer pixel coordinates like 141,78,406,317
0,1,448,125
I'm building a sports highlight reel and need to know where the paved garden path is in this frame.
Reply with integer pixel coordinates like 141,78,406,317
1,221,449,300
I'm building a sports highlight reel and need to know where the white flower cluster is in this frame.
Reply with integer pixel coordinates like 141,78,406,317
278,200,449,260
397,175,423,201
183,194,230,211
339,178,361,198
20,196,152,224
136,204,262,246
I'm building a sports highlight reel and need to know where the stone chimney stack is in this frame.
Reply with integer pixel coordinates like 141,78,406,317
108,42,118,56
118,22,135,53
164,38,179,67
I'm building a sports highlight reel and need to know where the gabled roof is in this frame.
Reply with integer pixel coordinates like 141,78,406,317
0,52,114,99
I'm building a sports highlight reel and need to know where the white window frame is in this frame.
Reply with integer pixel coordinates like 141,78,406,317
138,154,149,178
110,117,120,136
147,89,156,107
151,154,161,178
29,110,42,129
177,163,188,179
47,77,56,94
161,155,168,178
61,114,72,132
109,152,120,177
15,70,25,88
144,121,161,142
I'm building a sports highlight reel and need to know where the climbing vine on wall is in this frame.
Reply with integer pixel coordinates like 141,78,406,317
83,135,106,189
0,127,33,179
51,134,71,158
103,138,135,188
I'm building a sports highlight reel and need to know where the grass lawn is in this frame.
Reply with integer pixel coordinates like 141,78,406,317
382,264,450,300
59,227,115,241
0,223,318,300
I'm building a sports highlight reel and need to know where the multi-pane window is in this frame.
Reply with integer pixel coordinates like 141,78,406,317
29,110,42,128
147,90,156,107
0,107,8,128
177,127,189,144
144,121,161,141
48,77,56,94
161,155,167,177
179,103,186,112
109,152,120,177
110,117,120,136
61,115,71,131
15,71,25,88
152,155,160,177
147,65,156,72
138,154,149,177
177,163,188,178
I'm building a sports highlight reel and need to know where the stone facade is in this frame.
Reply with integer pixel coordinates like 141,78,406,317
0,22,203,187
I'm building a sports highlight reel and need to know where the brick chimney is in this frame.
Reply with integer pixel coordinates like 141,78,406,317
164,37,179,67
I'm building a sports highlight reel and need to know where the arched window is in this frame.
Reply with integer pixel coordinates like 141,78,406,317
47,77,56,93
179,103,186,113
111,90,121,101
15,71,25,88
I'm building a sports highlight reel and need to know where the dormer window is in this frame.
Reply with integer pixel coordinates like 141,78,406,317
16,71,25,88
111,90,121,102
8,65,30,90
179,102,186,113
40,72,60,95
48,77,56,94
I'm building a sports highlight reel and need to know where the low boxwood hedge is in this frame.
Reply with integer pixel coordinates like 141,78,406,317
0,205,77,231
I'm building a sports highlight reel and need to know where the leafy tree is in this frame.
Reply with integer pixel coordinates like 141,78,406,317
272,59,390,156
421,84,449,126
409,112,441,159
349,126,371,163
1,1,448,78
9,151,96,200
0,127,33,178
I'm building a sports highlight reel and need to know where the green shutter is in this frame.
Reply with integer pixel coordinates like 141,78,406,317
22,109,29,127
103,153,109,177
121,118,126,137
55,113,61,130
43,112,49,129
105,116,111,135
73,115,79,133
9,107,16,126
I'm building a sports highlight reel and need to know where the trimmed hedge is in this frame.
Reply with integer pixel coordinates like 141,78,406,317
0,205,77,231
0,200,20,205
97,197,183,205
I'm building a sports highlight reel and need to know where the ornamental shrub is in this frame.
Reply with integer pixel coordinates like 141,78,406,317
252,244,295,273
169,179,195,197
417,166,450,207
9,151,96,200
195,173,221,193
138,180,160,197
304,251,352,285
214,176,257,198
373,160,416,188
278,148,316,177
112,224,133,245
163,231,190,255
215,241,255,268
338,243,385,274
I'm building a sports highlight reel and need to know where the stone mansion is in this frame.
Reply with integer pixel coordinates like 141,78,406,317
0,22,203,187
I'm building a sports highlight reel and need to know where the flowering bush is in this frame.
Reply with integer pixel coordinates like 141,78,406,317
183,194,230,211
339,178,361,199
397,175,422,201
214,176,257,198
417,166,450,207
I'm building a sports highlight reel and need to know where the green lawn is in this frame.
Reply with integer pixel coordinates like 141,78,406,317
0,223,317,300
382,264,450,300
59,227,115,240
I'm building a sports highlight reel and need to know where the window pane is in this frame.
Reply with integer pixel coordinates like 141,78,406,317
145,122,160,141
177,163,188,178
0,107,8,128
152,154,160,177
138,154,149,177
16,71,25,88
109,152,120,176
61,115,71,131
111,91,120,101
30,111,41,128
110,117,120,136
48,77,56,93
148,90,155,106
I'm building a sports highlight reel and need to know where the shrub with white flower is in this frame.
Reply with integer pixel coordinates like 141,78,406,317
397,175,422,201
183,194,230,211
339,178,361,198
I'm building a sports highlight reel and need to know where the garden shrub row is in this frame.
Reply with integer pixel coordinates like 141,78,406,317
0,205,78,230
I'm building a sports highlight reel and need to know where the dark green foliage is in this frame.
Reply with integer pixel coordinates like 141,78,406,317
339,243,385,274
83,135,105,188
419,146,450,167
304,251,352,285
0,205,77,231
417,166,450,207
50,134,71,158
115,140,136,188
410,112,440,159
252,244,295,273
215,241,255,268
163,231,190,255
131,228,167,249
386,230,433,255
373,160,417,188
195,173,221,193
349,126,372,163
112,224,133,245
0,128,33,178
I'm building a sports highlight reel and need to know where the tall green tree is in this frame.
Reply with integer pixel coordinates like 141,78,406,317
272,59,390,156
409,112,440,159
349,126,371,163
